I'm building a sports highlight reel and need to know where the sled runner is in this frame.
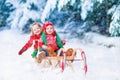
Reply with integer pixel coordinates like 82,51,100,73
59,48,87,74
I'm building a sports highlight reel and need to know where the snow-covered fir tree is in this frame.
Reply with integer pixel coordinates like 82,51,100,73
0,0,120,37
108,4,120,36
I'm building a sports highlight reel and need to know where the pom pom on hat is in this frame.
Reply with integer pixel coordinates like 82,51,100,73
43,21,54,31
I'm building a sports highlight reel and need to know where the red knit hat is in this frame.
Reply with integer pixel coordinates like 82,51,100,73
43,21,54,31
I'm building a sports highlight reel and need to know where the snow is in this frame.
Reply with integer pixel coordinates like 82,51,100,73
109,4,120,36
41,0,57,23
6,0,42,30
0,30,120,80
81,0,93,20
57,0,69,11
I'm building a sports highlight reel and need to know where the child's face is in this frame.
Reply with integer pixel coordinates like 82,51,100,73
46,25,54,34
32,25,42,35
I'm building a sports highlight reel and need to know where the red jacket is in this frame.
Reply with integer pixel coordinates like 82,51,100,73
46,34,58,50
22,35,42,51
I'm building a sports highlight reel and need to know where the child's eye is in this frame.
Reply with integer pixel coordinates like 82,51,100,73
37,27,40,29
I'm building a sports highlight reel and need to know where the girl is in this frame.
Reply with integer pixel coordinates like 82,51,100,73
39,21,65,56
18,23,44,61
38,21,65,69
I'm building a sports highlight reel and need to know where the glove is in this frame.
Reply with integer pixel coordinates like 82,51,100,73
18,48,25,55
31,50,38,58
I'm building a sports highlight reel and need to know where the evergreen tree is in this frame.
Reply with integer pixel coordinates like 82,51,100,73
0,0,15,29
109,5,120,36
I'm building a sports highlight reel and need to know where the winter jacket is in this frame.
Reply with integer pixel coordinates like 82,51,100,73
19,34,42,58
39,32,63,51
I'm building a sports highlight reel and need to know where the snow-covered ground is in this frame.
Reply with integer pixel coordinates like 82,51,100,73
0,30,120,80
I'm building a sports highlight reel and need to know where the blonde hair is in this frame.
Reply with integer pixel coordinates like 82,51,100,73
30,22,42,35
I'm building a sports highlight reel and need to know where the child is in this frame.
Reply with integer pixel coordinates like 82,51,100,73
38,21,65,69
39,21,65,56
18,23,44,61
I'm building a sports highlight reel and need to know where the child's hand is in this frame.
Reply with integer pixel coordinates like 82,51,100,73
62,39,66,45
42,45,48,50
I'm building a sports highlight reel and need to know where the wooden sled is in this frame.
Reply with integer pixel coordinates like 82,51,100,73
36,47,88,74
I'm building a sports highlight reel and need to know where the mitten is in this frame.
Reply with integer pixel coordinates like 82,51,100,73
39,48,43,52
31,50,38,58
18,48,25,55
62,39,66,45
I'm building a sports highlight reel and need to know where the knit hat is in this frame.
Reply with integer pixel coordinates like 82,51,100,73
43,21,54,31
